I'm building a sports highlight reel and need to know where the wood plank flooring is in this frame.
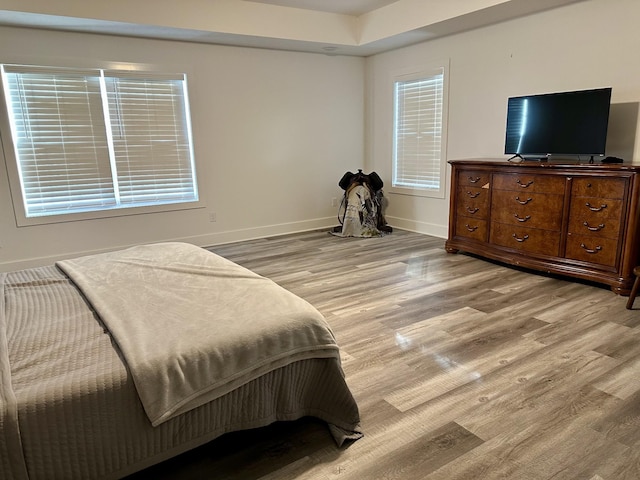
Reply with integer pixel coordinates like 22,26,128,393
127,229,640,480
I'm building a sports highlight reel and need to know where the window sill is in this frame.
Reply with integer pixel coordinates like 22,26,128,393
15,200,205,227
387,186,445,199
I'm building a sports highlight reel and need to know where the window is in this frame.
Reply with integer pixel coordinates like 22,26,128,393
0,64,198,224
392,63,448,198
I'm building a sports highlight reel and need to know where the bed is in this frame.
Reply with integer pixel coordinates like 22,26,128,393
0,242,362,480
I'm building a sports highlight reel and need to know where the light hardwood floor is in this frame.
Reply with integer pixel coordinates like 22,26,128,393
128,229,640,480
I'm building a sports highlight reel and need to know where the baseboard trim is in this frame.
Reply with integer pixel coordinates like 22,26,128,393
0,217,338,272
385,216,447,239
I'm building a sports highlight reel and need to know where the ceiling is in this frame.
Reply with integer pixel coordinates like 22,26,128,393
246,0,401,16
0,0,587,56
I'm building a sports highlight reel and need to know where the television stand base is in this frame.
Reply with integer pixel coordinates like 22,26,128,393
507,154,551,162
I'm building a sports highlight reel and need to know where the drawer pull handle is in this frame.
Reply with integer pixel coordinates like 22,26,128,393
512,233,529,242
514,214,531,222
465,224,478,232
466,206,480,214
515,196,533,205
516,179,534,188
466,191,481,198
468,176,481,183
583,222,605,232
580,243,602,254
585,202,607,212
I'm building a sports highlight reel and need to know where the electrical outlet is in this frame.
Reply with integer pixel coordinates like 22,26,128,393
331,197,338,207
209,212,217,222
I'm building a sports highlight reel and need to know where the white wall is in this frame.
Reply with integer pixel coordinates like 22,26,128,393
367,0,640,238
0,27,365,270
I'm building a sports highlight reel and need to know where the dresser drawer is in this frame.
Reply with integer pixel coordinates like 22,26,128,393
492,173,566,194
565,234,619,267
491,191,564,230
567,197,623,239
456,185,489,219
455,217,488,242
490,222,561,256
571,177,626,199
458,171,490,188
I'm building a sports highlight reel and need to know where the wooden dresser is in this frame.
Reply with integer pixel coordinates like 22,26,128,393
445,159,640,294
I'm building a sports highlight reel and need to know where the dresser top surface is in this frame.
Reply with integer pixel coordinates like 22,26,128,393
449,158,640,172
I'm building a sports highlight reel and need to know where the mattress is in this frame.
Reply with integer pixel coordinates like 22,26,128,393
0,254,361,479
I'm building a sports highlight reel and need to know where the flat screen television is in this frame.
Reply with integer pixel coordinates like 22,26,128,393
504,87,612,160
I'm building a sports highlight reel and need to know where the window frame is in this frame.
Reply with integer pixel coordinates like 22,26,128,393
0,62,203,227
389,60,450,199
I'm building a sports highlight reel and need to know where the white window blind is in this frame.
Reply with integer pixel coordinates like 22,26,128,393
1,64,198,219
393,68,445,193
2,66,116,216
103,71,196,206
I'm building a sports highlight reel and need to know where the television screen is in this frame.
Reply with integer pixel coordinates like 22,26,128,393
504,87,612,159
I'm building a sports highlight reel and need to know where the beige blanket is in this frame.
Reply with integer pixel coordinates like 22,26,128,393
56,242,341,427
